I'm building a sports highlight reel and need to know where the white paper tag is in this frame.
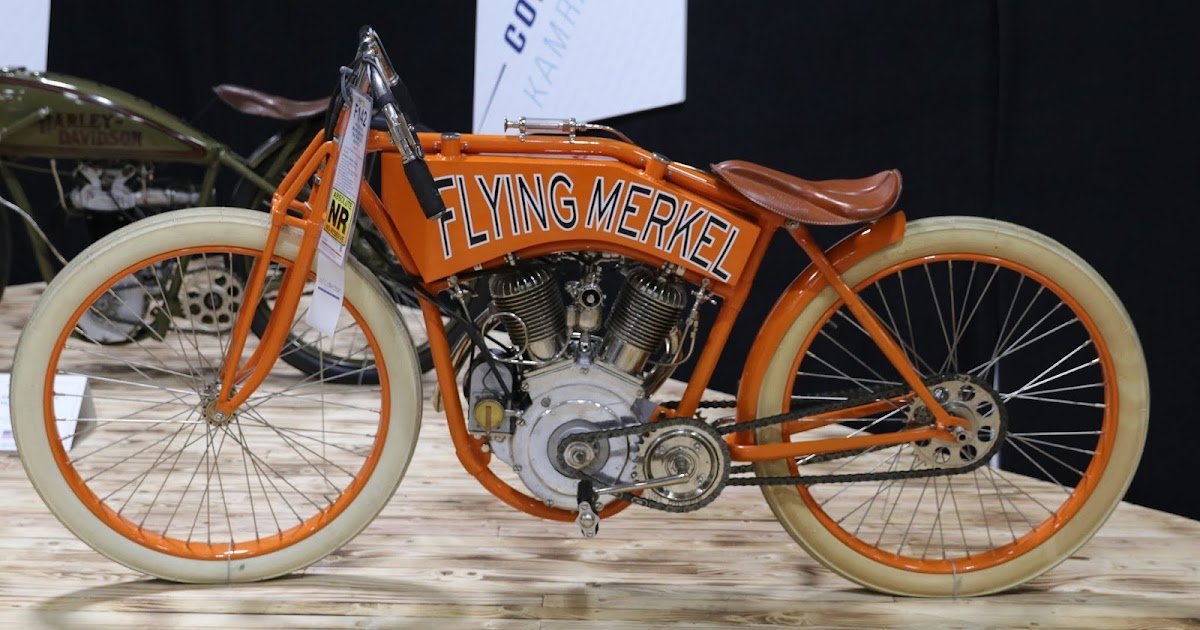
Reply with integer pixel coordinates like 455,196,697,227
306,254,346,338
307,87,372,336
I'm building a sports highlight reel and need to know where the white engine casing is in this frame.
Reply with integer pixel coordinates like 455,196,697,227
490,358,643,510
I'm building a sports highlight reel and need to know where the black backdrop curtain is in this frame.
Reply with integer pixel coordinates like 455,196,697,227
15,1,1198,519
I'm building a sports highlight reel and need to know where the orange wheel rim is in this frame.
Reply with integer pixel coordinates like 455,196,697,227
44,246,390,560
783,253,1118,574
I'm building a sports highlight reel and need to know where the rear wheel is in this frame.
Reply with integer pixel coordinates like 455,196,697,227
10,207,422,582
753,217,1148,596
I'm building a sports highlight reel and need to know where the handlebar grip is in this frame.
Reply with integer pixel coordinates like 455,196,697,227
403,158,447,219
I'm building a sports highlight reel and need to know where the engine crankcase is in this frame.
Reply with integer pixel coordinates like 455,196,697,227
500,359,643,510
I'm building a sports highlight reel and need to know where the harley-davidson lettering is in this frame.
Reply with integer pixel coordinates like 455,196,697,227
37,112,143,147
436,173,741,280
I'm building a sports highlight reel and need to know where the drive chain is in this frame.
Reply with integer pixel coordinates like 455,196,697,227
558,374,1007,513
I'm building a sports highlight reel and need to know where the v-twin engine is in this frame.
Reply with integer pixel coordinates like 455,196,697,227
465,260,692,509
68,162,200,213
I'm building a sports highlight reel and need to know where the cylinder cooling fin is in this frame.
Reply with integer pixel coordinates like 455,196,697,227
488,267,567,360
599,266,687,373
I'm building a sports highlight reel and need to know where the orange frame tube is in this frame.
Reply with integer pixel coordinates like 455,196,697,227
209,122,975,519
214,131,334,414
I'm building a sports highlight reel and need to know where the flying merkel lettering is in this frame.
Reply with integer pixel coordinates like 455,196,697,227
435,176,458,259
585,177,623,231
516,174,550,233
666,202,705,258
639,190,677,250
475,174,506,240
437,173,741,280
617,183,653,240
459,175,490,248
548,173,578,229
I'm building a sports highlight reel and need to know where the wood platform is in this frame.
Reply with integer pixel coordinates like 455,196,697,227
0,282,1197,630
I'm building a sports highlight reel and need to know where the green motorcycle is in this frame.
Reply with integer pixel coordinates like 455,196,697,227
0,68,449,379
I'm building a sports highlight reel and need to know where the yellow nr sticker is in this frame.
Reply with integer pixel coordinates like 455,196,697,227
324,190,355,246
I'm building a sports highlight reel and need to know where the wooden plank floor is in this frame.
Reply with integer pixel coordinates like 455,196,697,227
0,282,1197,630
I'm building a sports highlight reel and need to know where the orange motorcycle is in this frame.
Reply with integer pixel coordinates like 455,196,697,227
8,28,1148,596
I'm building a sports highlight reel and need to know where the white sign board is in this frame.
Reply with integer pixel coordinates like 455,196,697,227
474,0,687,133
1,373,90,452
0,0,51,72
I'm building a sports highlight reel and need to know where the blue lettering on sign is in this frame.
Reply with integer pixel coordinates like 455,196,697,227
504,0,542,53
504,25,526,53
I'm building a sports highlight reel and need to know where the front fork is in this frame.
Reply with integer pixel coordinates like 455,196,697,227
212,133,334,416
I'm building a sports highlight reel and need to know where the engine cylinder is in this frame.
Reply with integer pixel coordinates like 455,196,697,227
599,266,687,374
489,267,567,360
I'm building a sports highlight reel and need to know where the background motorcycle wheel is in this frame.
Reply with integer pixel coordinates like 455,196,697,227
0,207,10,302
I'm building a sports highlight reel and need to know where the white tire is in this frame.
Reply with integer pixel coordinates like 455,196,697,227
11,207,422,582
754,217,1148,596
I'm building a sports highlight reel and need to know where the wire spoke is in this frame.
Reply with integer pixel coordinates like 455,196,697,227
1009,435,1095,457
239,407,360,483
29,238,399,555
1004,438,1075,492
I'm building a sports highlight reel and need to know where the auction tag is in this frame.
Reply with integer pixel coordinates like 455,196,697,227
307,86,372,336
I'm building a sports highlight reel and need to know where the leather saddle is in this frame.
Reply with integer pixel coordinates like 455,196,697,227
712,160,901,226
213,85,427,132
212,84,329,121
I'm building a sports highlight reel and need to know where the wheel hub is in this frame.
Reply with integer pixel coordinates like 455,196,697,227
907,375,1005,469
199,383,237,427
201,399,236,427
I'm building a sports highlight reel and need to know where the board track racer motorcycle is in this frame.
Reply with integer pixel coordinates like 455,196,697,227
8,27,1148,596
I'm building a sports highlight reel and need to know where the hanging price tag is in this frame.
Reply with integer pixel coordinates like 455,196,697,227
307,87,372,336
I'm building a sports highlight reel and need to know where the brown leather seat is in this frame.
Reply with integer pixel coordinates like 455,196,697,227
212,84,330,121
711,160,901,226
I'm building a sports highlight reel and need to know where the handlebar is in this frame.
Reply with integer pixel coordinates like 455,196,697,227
352,27,446,219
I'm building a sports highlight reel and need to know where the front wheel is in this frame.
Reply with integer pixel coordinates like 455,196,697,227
10,207,422,582
754,217,1148,596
